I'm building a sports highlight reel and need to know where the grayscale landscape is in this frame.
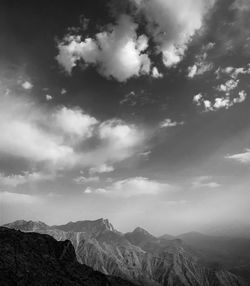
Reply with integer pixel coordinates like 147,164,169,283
1,0,250,285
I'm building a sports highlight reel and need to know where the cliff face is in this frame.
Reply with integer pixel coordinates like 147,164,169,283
0,227,135,286
3,220,248,286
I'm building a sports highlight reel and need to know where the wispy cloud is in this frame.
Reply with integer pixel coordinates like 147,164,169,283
226,149,250,163
160,118,184,128
0,172,54,187
74,176,99,184
0,191,39,204
192,176,220,189
83,177,172,198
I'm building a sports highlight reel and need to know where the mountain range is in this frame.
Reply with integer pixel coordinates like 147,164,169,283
3,219,250,286
0,226,135,286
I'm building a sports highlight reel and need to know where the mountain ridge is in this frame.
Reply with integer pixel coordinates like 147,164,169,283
3,219,249,286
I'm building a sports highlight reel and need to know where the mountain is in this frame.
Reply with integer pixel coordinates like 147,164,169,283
3,220,248,286
125,227,157,246
159,234,175,240
176,231,250,282
52,218,116,235
4,219,49,231
201,223,250,239
0,227,135,286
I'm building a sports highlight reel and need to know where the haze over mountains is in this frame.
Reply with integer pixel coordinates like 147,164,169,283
3,218,250,286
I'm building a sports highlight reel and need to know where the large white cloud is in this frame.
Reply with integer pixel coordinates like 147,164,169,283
56,0,216,80
53,106,98,138
0,91,145,173
56,15,151,82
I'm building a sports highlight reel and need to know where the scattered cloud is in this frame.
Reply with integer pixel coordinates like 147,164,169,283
160,118,184,128
0,172,53,187
216,64,250,80
152,67,163,78
187,42,215,78
192,176,220,188
193,90,247,112
45,94,53,101
216,79,239,93
89,164,114,175
231,0,250,11
74,176,99,184
139,150,151,157
21,81,33,90
61,88,67,95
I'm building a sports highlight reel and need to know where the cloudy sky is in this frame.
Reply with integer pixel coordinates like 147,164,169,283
1,0,250,235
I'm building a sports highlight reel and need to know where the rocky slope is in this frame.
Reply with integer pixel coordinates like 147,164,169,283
3,220,248,286
0,227,136,286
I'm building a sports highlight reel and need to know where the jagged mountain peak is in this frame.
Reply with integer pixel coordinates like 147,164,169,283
52,218,116,235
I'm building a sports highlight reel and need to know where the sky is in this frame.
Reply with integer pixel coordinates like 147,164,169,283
0,0,250,236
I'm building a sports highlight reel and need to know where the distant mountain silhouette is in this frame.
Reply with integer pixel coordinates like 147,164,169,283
3,219,249,286
174,231,250,282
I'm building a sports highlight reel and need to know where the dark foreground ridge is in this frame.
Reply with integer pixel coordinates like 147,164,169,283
0,227,135,286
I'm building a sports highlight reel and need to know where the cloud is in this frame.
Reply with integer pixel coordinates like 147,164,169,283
139,150,151,157
216,64,250,80
193,90,247,112
0,191,38,204
56,15,151,82
61,88,67,95
21,81,33,90
0,172,53,187
0,90,145,172
160,118,184,128
89,164,114,175
53,106,98,138
187,43,215,78
132,0,216,67
84,177,171,198
45,94,53,101
231,0,250,11
74,176,99,184
56,0,216,80
192,176,220,188
216,79,239,93
226,149,250,163
152,67,163,78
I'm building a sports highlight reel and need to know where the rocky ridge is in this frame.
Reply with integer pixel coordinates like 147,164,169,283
0,226,135,286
